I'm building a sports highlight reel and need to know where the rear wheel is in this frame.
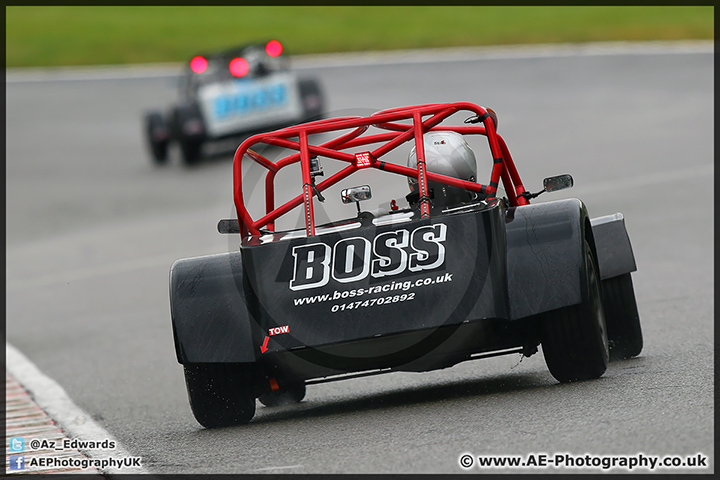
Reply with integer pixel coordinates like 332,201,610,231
298,78,324,122
184,363,257,428
179,138,202,166
541,241,609,383
258,380,306,407
172,104,205,166
144,112,169,165
602,273,643,360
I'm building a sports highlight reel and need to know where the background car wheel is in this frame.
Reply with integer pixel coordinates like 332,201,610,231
183,363,257,428
144,112,169,165
602,273,643,360
179,138,202,166
258,380,306,407
171,104,205,166
541,241,609,383
298,78,324,122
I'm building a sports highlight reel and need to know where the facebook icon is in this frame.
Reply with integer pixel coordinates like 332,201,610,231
9,455,25,471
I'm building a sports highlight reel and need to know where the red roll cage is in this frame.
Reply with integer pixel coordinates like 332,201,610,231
233,102,529,238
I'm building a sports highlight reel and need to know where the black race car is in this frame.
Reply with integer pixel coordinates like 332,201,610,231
144,40,323,166
169,102,643,428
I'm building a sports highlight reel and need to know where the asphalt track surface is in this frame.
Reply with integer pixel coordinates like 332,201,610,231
6,42,714,474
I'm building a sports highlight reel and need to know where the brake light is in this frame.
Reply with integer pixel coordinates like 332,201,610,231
229,57,249,77
265,40,283,57
190,56,208,74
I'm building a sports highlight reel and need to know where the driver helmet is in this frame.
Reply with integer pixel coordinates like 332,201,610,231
407,130,479,209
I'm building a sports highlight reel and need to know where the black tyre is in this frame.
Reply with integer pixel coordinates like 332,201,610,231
183,363,256,428
541,241,609,383
179,138,202,166
144,112,169,165
171,104,205,166
258,380,306,407
602,273,643,360
298,78,324,122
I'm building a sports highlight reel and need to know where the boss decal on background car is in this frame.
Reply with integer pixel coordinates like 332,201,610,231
212,82,288,121
289,223,448,291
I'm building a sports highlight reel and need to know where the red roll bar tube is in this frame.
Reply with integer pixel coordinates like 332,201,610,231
232,102,529,237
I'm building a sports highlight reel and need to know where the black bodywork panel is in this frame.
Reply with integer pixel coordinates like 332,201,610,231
170,198,636,374
241,204,509,354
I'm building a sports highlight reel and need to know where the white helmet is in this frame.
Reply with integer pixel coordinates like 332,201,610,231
407,131,478,208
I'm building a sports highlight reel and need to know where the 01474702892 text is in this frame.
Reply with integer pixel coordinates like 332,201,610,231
292,271,454,312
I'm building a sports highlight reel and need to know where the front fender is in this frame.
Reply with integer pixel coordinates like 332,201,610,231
505,198,591,320
170,251,258,363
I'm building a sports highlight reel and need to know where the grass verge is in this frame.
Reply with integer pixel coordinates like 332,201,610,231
6,6,713,67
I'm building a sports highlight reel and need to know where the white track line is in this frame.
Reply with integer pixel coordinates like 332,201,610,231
291,39,714,69
5,40,713,83
5,343,151,475
251,464,304,472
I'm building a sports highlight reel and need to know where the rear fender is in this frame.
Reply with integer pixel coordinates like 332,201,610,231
506,198,592,320
170,251,258,363
590,213,637,279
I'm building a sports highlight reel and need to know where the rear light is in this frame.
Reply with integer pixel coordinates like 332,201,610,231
190,56,208,74
229,57,249,77
265,40,283,57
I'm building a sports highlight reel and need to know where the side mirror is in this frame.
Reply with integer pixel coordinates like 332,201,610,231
543,174,574,192
341,185,372,204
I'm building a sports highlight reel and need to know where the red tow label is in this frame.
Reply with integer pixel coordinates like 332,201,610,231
269,325,290,336
260,326,290,353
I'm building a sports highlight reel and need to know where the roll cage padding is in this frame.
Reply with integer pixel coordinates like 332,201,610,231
232,102,531,238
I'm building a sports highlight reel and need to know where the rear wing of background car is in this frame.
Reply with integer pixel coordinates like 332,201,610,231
230,102,532,238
